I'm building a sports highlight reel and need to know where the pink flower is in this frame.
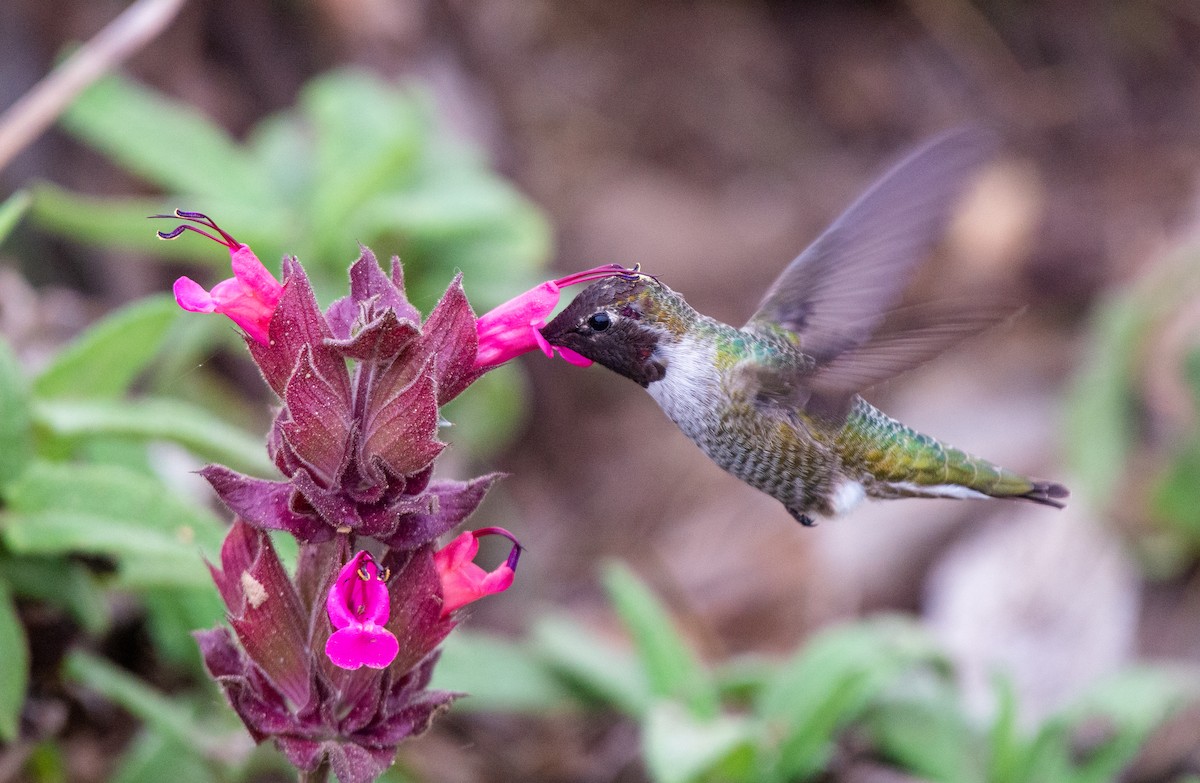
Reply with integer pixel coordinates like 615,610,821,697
434,527,522,617
474,264,639,368
155,210,283,346
324,551,400,670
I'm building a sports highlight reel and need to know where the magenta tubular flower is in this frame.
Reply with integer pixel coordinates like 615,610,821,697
474,264,639,368
434,527,522,617
325,551,399,670
156,211,282,345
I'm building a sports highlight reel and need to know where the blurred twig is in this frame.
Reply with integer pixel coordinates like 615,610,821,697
0,0,185,173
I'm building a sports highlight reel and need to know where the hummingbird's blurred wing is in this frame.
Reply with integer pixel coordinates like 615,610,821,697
736,301,1014,421
805,301,1016,405
745,127,997,368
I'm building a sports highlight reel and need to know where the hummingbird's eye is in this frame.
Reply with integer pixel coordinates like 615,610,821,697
587,312,611,332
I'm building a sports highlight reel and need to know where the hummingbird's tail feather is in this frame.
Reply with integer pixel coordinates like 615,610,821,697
863,468,1070,509
839,398,1069,510
1012,480,1070,509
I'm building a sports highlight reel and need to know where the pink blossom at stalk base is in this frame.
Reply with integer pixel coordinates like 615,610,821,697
434,527,522,617
155,210,283,345
325,551,400,670
474,264,640,368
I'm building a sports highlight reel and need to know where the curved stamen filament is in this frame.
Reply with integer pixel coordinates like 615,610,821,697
469,526,523,571
149,209,241,249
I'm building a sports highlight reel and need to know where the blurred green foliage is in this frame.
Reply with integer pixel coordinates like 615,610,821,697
30,68,552,313
435,562,1196,783
0,201,274,778
866,668,1189,783
1064,244,1200,574
0,286,253,760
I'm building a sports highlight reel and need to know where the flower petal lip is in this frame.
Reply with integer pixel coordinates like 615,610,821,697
325,626,400,670
473,264,641,368
434,526,522,617
153,210,283,345
173,276,217,313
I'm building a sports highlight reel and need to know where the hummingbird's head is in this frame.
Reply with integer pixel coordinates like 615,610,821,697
540,274,689,387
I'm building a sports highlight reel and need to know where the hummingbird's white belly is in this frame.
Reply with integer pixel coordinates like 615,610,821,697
644,339,725,441
645,337,827,516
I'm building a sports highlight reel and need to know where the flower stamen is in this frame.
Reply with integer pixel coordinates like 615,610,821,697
151,209,241,248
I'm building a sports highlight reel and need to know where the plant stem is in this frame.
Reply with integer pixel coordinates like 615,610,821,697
0,0,185,173
299,759,330,783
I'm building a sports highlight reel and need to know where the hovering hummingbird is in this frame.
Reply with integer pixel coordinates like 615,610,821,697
540,129,1068,525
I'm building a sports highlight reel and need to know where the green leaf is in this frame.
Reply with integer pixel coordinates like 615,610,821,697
1062,294,1145,507
29,185,179,254
143,588,225,671
28,184,291,264
64,651,233,760
34,65,552,349
1018,718,1081,783
109,728,216,783
1,555,109,635
713,655,775,705
1150,348,1200,547
986,677,1026,783
757,617,941,782
62,75,269,200
864,685,982,783
33,295,179,400
363,172,541,246
0,189,31,246
0,461,224,587
1064,246,1200,507
301,71,425,251
643,700,757,783
1012,667,1193,783
430,629,571,712
1067,667,1190,736
1151,438,1200,544
0,338,33,490
1054,667,1191,782
439,363,527,460
25,740,67,783
34,396,274,477
603,561,719,718
0,580,29,742
532,614,653,716
362,177,550,312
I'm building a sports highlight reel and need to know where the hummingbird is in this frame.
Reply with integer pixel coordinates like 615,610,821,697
539,129,1068,526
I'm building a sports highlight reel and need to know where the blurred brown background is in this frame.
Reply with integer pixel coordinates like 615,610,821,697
4,0,1200,780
